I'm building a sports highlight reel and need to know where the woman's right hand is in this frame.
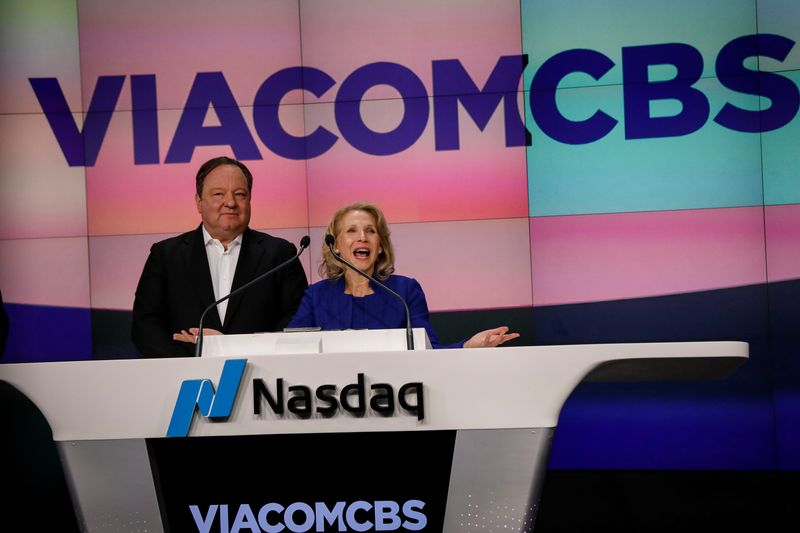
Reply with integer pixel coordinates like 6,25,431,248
462,326,520,348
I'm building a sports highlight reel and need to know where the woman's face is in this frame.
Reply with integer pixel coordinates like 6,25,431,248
335,210,381,276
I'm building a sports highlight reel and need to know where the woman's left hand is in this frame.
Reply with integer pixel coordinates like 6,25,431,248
463,326,520,348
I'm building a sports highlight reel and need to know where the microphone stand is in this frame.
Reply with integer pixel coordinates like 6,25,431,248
325,234,414,350
194,236,310,357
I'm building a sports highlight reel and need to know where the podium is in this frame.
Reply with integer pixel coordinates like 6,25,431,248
0,331,747,532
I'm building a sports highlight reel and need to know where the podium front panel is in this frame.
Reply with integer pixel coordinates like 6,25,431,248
57,428,552,533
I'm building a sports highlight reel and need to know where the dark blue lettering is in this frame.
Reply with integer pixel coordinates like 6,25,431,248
530,49,617,144
131,74,159,164
29,76,124,166
253,67,338,160
623,43,709,139
335,62,429,156
714,34,799,132
165,72,260,163
433,55,530,150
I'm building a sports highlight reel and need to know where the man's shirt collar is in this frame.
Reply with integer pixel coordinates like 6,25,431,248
201,225,243,249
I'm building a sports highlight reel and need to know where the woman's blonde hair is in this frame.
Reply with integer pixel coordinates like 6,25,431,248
320,201,395,281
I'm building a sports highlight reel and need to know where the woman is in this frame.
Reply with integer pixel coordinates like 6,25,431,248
288,201,519,349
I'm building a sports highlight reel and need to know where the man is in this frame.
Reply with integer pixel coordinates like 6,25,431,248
132,156,308,357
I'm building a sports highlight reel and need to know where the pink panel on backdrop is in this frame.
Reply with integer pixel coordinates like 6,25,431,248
89,233,174,311
307,226,328,284
305,98,529,226
392,218,532,311
530,207,767,306
89,228,312,311
0,113,87,239
77,0,303,110
765,204,800,282
0,237,90,307
299,0,522,102
307,218,532,312
84,108,308,236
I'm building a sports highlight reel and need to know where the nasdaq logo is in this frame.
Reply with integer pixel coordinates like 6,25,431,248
167,359,247,438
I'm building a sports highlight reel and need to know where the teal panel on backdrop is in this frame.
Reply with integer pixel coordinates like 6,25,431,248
758,0,800,72
525,77,764,216
521,0,758,89
762,69,800,205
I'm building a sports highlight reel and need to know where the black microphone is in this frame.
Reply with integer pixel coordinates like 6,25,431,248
324,234,414,350
194,235,311,357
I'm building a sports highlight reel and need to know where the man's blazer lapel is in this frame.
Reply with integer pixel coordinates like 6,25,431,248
224,229,264,330
185,226,222,329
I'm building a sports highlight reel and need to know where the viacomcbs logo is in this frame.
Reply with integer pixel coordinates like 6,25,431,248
190,499,427,533
32,33,800,166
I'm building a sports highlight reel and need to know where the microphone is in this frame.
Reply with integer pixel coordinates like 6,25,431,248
194,235,310,357
324,234,414,350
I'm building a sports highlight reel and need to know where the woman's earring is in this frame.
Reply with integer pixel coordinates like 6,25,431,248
334,249,340,254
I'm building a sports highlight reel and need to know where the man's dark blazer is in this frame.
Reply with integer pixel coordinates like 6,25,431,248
131,226,308,357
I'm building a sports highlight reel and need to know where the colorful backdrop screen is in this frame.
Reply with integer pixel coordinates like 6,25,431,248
0,0,798,471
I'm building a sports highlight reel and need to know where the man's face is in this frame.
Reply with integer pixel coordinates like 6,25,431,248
195,164,251,244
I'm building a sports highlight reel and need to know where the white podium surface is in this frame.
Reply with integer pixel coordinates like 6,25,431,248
0,338,748,533
0,340,747,441
202,327,433,356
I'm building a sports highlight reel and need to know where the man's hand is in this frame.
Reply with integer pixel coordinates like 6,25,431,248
172,327,223,344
